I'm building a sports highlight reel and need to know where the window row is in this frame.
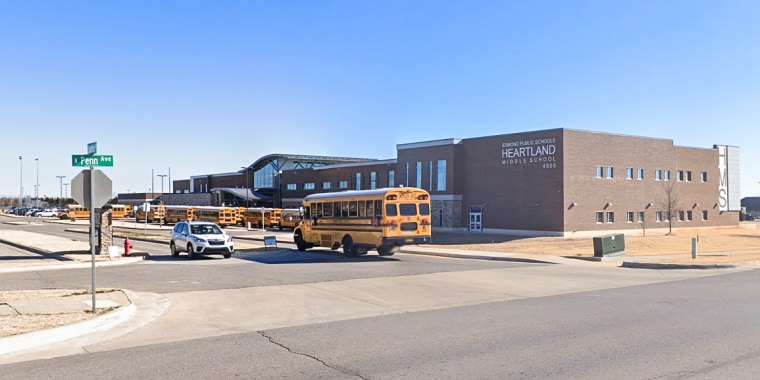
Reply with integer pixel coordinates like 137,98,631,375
406,160,447,191
596,166,708,182
285,172,396,192
596,210,709,223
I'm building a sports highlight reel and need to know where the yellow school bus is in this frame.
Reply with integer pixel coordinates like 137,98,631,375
135,204,166,223
279,208,303,230
293,187,432,256
58,205,89,221
164,205,197,224
193,206,237,227
109,204,134,218
239,207,280,228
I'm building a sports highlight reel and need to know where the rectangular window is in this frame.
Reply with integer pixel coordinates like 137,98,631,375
606,167,614,179
415,162,422,188
355,173,362,190
596,212,604,223
637,168,644,180
665,211,670,222
637,211,644,223
701,172,707,182
678,211,685,221
626,167,633,180
388,170,395,187
303,183,315,190
607,212,614,223
405,163,409,187
656,211,663,222
370,172,377,190
322,182,331,189
627,211,634,223
687,210,693,221
596,166,604,178
655,170,662,181
702,210,708,220
664,170,671,181
339,181,348,189
436,160,446,191
686,171,692,182
428,161,433,191
677,170,684,181
286,183,296,191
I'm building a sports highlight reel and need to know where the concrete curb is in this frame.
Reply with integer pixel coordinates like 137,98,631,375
621,261,740,270
402,249,557,264
0,256,145,274
0,289,138,356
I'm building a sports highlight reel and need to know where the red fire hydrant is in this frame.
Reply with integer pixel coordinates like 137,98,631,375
124,237,133,256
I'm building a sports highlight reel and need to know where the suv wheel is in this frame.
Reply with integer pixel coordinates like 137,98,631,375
187,243,196,259
170,242,179,257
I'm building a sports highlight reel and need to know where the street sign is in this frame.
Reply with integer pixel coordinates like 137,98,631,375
72,155,113,167
71,170,113,207
87,142,97,155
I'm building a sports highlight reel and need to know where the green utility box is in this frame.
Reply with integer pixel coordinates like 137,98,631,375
593,234,625,257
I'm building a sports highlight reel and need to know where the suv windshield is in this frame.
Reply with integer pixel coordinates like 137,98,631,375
191,224,222,235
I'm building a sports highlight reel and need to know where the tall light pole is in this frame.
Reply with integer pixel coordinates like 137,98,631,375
19,156,23,208
240,167,249,207
56,175,66,206
157,174,167,204
35,158,39,207
63,183,69,199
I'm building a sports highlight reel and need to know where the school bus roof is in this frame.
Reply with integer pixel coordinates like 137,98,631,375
304,187,428,201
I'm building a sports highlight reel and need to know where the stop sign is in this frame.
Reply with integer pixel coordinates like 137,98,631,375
71,169,113,208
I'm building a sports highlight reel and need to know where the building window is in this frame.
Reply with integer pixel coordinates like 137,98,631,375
626,168,633,180
405,162,409,187
322,182,331,189
678,211,685,221
370,172,377,190
428,161,433,191
607,212,614,223
355,173,362,190
606,167,614,179
655,170,662,181
702,210,708,220
687,210,693,221
286,183,296,191
664,170,671,181
686,171,692,182
677,170,684,181
701,172,707,182
415,162,422,188
637,168,644,180
303,183,315,190
436,160,446,191
596,166,604,178
637,211,644,223
339,181,348,189
656,211,663,222
627,211,634,223
664,211,671,222
596,212,604,223
388,170,395,187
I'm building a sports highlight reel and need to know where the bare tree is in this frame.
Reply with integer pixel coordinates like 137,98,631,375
659,181,682,235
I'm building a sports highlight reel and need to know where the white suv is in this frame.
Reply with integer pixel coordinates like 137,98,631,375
170,221,234,259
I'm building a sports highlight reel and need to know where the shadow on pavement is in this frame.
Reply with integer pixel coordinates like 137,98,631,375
237,249,401,264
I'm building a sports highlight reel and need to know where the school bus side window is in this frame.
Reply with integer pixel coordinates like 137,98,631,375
349,201,358,218
386,204,397,217
323,202,332,217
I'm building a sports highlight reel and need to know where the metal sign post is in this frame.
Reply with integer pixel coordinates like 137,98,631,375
89,164,96,313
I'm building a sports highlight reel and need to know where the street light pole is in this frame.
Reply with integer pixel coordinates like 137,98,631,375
18,156,23,209
157,174,167,204
56,175,66,206
35,158,39,207
64,183,69,199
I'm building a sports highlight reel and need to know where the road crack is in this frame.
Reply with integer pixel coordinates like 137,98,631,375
258,331,369,380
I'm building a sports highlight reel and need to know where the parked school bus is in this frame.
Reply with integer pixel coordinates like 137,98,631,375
193,206,237,227
58,205,89,221
135,204,166,223
240,207,280,228
164,205,197,224
109,204,134,218
293,187,432,256
279,208,303,230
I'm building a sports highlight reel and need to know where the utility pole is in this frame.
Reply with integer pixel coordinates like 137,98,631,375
35,158,39,207
157,174,167,204
19,156,23,209
56,175,66,206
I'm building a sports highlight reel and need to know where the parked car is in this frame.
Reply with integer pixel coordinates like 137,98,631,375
169,221,234,259
34,209,58,217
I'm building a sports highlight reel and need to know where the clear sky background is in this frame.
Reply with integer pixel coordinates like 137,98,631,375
1,1,758,201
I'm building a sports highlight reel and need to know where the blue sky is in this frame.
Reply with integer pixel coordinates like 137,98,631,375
1,0,759,200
